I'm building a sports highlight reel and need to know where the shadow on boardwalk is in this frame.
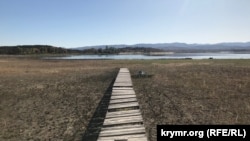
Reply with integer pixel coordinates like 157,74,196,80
81,77,116,141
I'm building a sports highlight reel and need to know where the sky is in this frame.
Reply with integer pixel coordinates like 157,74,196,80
1,0,250,48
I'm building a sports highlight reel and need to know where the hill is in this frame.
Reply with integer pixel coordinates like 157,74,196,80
1,42,250,55
74,42,250,53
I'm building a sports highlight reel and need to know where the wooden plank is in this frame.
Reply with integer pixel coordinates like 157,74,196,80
119,70,129,72
115,77,131,80
117,74,130,76
114,82,132,84
114,82,132,85
127,137,148,141
116,77,130,79
113,84,133,87
117,75,130,77
114,81,131,83
106,111,141,118
115,78,131,80
118,71,130,73
120,68,129,70
114,80,131,82
116,76,131,78
112,93,136,96
100,126,145,134
112,91,134,94
99,126,145,137
108,102,139,109
112,91,135,94
116,78,131,80
111,95,136,99
119,71,129,73
119,68,129,71
112,91,135,95
106,109,140,116
115,80,132,83
112,89,135,92
109,97,137,104
127,137,147,141
118,70,130,72
116,75,130,77
117,73,130,75
115,81,132,83
112,87,134,90
103,115,143,126
119,71,130,73
101,124,144,131
97,134,146,141
117,76,130,78
104,115,142,122
113,84,132,86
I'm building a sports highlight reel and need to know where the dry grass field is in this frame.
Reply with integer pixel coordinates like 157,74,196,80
130,60,250,140
0,56,250,141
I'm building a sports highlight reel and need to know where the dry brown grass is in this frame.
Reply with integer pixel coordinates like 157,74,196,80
0,57,117,141
0,57,250,141
130,60,250,141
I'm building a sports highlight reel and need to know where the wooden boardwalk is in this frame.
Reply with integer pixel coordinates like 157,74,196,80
97,68,148,141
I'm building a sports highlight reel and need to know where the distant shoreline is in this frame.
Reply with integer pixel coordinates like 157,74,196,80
118,51,174,55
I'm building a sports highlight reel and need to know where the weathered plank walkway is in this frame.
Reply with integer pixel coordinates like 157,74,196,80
97,68,148,141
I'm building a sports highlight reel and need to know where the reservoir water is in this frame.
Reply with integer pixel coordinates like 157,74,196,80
44,53,250,60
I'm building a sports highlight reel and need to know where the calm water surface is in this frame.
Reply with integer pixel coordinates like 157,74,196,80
44,53,250,60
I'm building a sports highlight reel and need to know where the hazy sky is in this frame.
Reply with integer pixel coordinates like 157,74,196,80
1,0,250,48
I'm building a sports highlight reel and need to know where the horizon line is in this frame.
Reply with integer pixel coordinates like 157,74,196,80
1,41,250,48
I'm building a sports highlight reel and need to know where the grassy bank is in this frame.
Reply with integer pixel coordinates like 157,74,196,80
0,57,250,141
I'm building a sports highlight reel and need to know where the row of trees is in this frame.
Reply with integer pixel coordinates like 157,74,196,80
82,46,163,54
0,45,164,55
0,45,80,55
82,46,119,54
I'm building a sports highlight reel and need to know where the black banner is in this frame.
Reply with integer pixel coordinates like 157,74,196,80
157,125,250,141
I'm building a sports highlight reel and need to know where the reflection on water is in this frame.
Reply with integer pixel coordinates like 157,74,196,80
44,53,250,60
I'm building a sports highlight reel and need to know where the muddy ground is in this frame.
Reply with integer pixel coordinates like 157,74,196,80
0,56,250,141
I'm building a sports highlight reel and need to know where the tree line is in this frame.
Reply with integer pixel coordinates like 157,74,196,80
0,45,164,55
82,46,164,54
0,45,80,55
